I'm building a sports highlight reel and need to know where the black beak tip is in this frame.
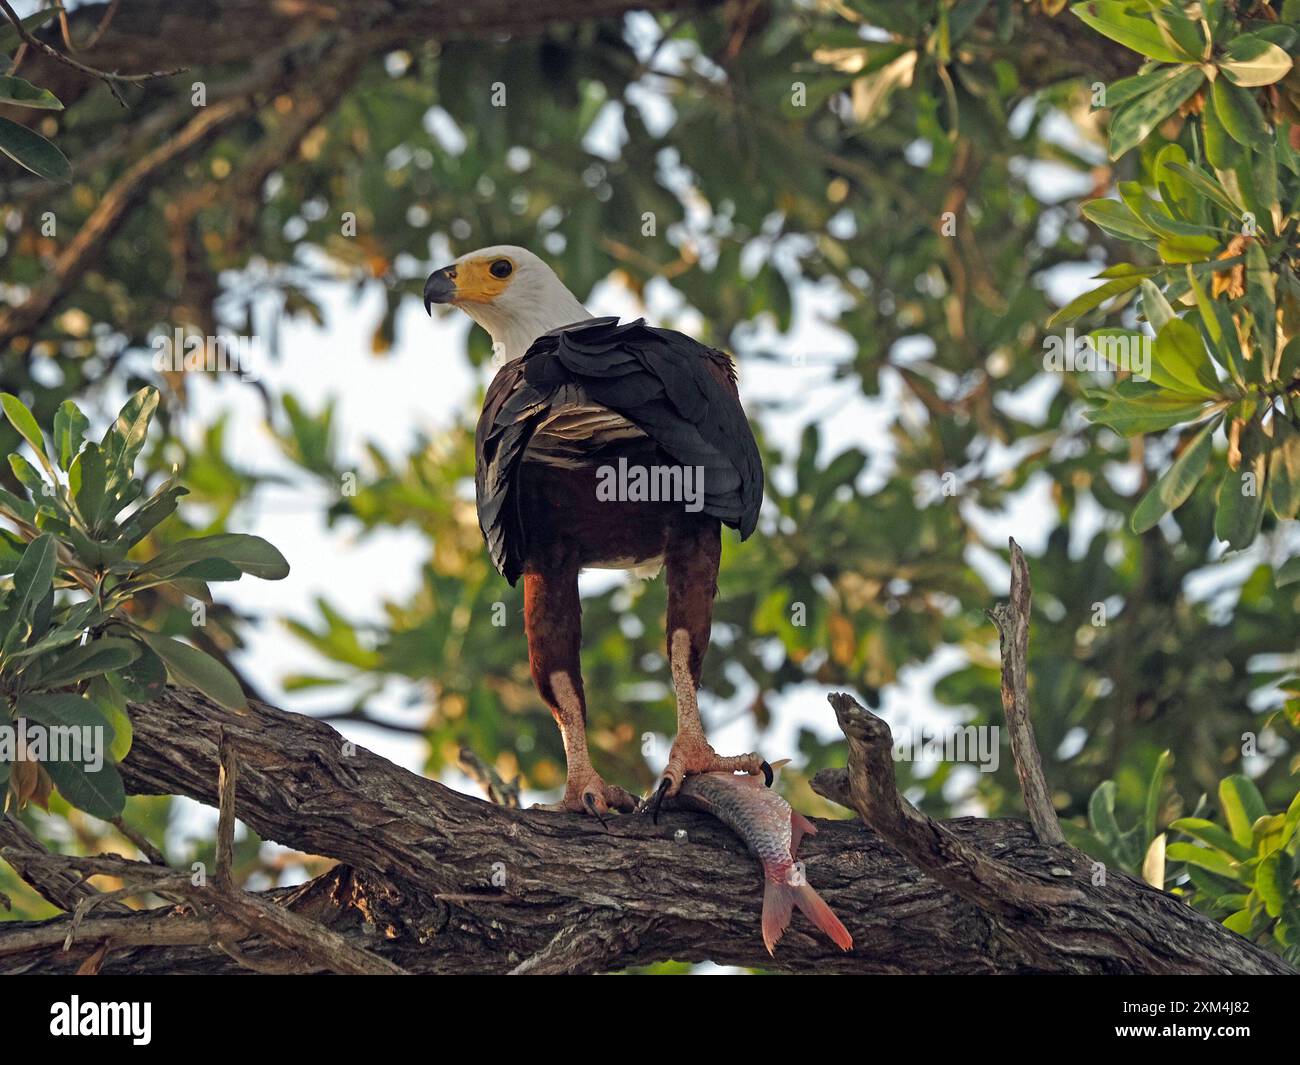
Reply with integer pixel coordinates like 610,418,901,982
423,267,455,315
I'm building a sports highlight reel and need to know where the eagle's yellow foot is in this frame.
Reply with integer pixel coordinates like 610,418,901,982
534,765,638,821
650,734,772,821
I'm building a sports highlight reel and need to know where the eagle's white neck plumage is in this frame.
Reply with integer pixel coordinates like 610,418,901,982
458,248,592,362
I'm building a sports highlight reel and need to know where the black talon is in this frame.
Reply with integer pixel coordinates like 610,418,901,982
650,777,672,824
583,791,609,829
760,760,774,788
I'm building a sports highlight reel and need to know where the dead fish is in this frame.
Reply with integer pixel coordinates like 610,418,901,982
675,764,853,956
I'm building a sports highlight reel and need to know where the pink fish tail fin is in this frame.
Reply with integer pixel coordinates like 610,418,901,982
792,883,854,952
761,879,795,957
790,811,817,856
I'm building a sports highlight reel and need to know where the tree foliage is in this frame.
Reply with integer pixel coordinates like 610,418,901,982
0,387,287,820
0,0,1297,961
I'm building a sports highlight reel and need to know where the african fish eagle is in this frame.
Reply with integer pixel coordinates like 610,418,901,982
425,246,768,816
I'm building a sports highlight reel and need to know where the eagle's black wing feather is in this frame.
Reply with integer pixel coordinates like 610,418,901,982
475,317,763,584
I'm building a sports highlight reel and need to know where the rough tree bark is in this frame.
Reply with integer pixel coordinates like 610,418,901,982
0,684,1290,975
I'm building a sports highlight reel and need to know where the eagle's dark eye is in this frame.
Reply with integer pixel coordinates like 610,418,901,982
490,259,513,279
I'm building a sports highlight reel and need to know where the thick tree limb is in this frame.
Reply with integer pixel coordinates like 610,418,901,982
0,686,1289,974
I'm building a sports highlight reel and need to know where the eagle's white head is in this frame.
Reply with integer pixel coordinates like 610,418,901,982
424,245,592,362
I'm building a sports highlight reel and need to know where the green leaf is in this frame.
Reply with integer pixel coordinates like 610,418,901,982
1143,749,1173,845
102,387,159,490
1219,35,1293,88
0,9,58,52
1253,813,1288,856
1131,416,1218,532
1140,279,1176,333
1166,162,1243,216
1214,454,1266,550
1155,235,1220,264
1166,841,1246,880
1279,338,1300,392
1070,3,1189,63
16,694,126,820
1285,790,1300,843
127,558,243,590
0,392,54,477
39,637,141,689
1253,139,1280,235
0,74,62,110
1244,240,1276,372
72,442,107,532
1101,65,1184,109
1152,7,1204,60
1211,78,1270,149
9,453,47,497
1185,859,1244,898
1047,270,1146,327
1219,774,1269,849
17,691,110,733
1084,387,1215,436
1081,198,1153,240
1185,265,1225,358
1,533,58,652
1152,318,1219,394
1107,65,1204,160
0,116,70,183
46,758,126,820
114,642,168,702
1170,817,1254,861
0,487,37,525
87,677,134,762
4,600,103,664
1088,780,1124,845
1202,88,1242,170
1267,418,1300,520
1153,142,1194,213
138,533,290,582
136,631,247,711
52,400,88,471
1256,852,1291,918
116,479,187,548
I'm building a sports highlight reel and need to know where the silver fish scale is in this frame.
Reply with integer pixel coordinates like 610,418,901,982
676,772,794,877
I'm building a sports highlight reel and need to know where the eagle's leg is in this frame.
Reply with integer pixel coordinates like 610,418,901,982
523,569,638,816
657,519,769,800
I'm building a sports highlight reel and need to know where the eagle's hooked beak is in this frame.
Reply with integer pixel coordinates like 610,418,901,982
423,266,457,314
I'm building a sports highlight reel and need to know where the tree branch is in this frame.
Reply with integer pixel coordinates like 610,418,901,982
0,686,1289,974
0,95,257,345
986,536,1066,845
0,814,129,915
815,692,1080,917
0,0,181,106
